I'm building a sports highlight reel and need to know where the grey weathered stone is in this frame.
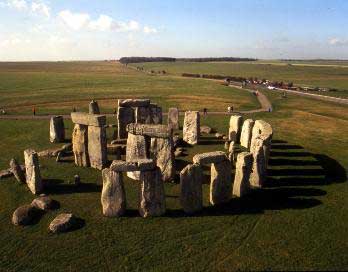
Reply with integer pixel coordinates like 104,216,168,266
168,107,179,130
135,107,152,124
10,158,26,183
72,124,90,167
228,141,236,164
233,152,253,197
0,169,13,179
183,111,200,145
111,139,127,145
240,119,255,149
228,115,243,142
180,164,203,214
250,120,273,167
210,160,232,205
24,149,43,195
224,141,230,150
250,137,266,188
118,99,151,108
150,104,163,124
89,100,100,114
117,106,135,139
107,144,126,159
49,213,78,233
31,196,56,211
193,151,227,165
127,123,172,138
200,125,212,134
88,126,107,170
110,159,156,172
71,112,106,127
50,116,65,143
126,133,149,180
174,149,184,157
12,205,38,226
101,169,126,217
139,168,166,217
56,151,63,163
215,133,224,139
150,137,175,182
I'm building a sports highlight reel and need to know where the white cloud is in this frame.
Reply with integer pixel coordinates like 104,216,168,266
329,38,348,46
143,26,158,34
2,0,28,10
0,35,30,47
58,10,90,31
113,20,140,32
88,15,113,31
2,0,50,17
31,1,50,17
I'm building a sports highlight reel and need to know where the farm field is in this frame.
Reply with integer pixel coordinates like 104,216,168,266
136,61,348,98
0,61,347,271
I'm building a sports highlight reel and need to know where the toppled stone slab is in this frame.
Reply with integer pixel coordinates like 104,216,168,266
89,100,100,114
210,160,232,205
71,112,106,127
240,119,255,149
101,169,126,217
49,213,78,234
127,123,172,138
180,164,203,214
118,99,151,108
168,107,179,130
201,125,213,134
0,169,13,179
10,158,26,183
50,116,65,143
233,152,253,197
193,151,227,165
110,159,156,172
24,149,43,195
72,124,90,167
183,111,200,145
12,205,39,226
88,126,107,170
31,196,57,211
139,168,166,217
228,115,243,142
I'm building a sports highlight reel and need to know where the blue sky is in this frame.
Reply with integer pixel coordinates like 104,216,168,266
0,0,347,60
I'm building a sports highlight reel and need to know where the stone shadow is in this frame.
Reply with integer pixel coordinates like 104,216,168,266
43,179,101,195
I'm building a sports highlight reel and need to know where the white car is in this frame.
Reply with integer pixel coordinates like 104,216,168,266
268,86,276,90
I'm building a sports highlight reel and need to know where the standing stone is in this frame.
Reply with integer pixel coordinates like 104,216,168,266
135,107,152,124
101,169,126,217
180,164,203,214
139,168,166,217
72,124,90,167
168,108,179,130
88,126,107,170
233,152,253,197
24,149,43,195
89,100,100,114
183,111,200,145
9,158,26,183
250,137,266,188
228,115,243,143
150,137,175,182
117,107,134,139
150,104,163,124
250,120,273,168
126,133,149,180
228,141,236,165
240,119,255,149
50,116,65,143
210,159,232,205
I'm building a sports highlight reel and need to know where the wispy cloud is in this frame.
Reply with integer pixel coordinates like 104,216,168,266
329,38,348,46
1,0,50,17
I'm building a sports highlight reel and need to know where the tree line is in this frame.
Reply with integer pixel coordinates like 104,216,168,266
119,57,257,64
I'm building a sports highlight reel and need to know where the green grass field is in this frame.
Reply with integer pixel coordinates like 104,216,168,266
0,61,347,271
136,61,348,98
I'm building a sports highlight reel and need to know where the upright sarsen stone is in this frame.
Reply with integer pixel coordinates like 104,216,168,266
240,119,255,149
228,115,243,142
72,124,90,167
88,126,107,170
233,152,253,197
210,159,232,205
126,133,149,180
250,137,266,188
139,168,165,217
89,100,100,114
135,107,151,124
180,164,203,214
50,116,65,143
24,149,43,195
168,108,179,130
183,111,200,145
101,169,126,217
117,107,134,139
150,104,163,124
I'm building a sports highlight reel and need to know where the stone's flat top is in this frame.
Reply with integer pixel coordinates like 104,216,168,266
71,112,106,127
51,115,63,119
185,111,199,115
254,120,273,137
193,151,227,165
118,99,151,107
110,159,156,172
126,123,172,138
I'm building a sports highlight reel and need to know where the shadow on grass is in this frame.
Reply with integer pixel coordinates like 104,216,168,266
43,179,101,195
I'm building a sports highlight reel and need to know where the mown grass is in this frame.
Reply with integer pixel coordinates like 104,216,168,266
0,61,347,271
137,61,348,98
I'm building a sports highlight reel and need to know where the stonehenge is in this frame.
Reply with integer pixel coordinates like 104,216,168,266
183,111,200,145
50,116,65,143
228,115,243,142
89,100,100,114
9,158,26,183
233,152,253,197
240,119,255,149
168,107,179,129
24,149,43,195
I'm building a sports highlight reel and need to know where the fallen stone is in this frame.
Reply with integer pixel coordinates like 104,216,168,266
0,169,12,179
180,164,203,214
38,148,64,158
210,160,232,205
49,213,78,234
118,99,151,108
50,116,65,143
12,205,39,226
139,168,166,217
24,149,43,195
215,133,224,139
110,159,156,172
62,143,72,152
168,107,179,130
193,151,227,165
72,124,90,167
71,112,106,127
200,125,213,134
89,100,100,114
10,158,26,183
228,115,243,142
233,152,253,197
240,119,255,149
56,151,63,163
31,196,57,211
183,111,200,145
117,106,135,139
88,126,107,170
101,169,126,217
127,123,172,138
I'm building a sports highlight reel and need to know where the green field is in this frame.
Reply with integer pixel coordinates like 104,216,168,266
0,61,347,271
136,61,348,98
